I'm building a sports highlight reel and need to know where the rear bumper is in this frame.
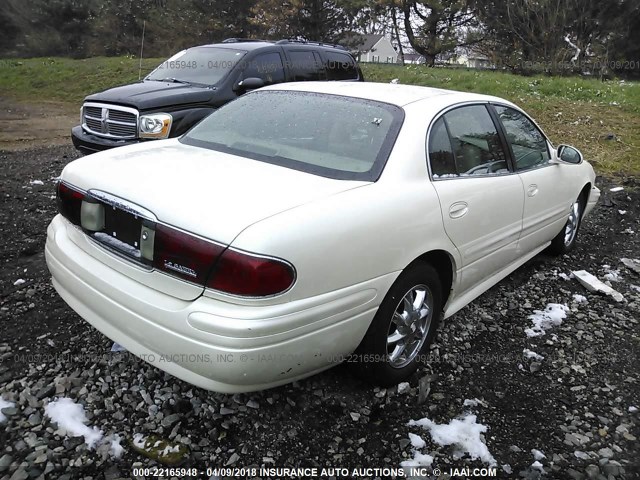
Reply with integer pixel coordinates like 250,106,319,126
45,215,385,393
71,125,142,153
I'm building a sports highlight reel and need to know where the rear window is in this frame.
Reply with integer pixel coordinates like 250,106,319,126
325,51,359,80
181,90,403,181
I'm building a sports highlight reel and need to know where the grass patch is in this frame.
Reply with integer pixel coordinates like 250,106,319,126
0,57,638,175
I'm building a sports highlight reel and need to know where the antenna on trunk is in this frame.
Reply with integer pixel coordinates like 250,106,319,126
138,20,146,80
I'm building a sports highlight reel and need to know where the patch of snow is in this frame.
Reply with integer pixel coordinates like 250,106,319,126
29,180,44,185
619,210,627,215
108,434,124,458
93,232,142,259
45,398,103,449
523,349,544,361
463,398,486,408
558,272,572,281
531,460,545,471
609,186,624,192
524,303,569,337
13,278,26,286
400,450,434,468
629,406,638,413
572,294,587,303
408,433,426,449
623,228,635,235
603,268,621,282
46,339,55,347
0,398,16,423
408,414,496,466
132,433,146,448
531,449,546,460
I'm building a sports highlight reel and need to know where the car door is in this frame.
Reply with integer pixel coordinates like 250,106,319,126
491,104,574,253
427,104,524,294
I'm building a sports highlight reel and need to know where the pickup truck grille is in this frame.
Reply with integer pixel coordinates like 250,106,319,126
82,103,138,140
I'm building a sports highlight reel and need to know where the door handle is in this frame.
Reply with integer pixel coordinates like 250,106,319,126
527,184,538,197
449,202,469,219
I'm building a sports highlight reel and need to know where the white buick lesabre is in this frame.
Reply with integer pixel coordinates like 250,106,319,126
46,82,600,393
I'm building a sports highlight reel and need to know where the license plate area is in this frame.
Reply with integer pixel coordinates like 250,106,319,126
103,205,141,250
82,190,157,265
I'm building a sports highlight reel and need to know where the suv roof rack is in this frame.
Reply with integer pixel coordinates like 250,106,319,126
221,38,271,43
275,39,347,51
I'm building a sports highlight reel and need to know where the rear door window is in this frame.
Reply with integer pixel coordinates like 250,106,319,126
288,51,324,81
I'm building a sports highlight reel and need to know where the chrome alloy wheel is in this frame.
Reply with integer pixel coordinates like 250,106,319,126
386,285,433,368
564,200,581,247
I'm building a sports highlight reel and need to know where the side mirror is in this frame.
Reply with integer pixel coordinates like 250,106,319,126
556,144,583,164
233,77,265,92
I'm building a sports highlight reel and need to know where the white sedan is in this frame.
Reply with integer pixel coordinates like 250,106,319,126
46,82,600,393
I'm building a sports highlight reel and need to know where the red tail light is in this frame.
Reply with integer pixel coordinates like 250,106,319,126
153,224,224,285
57,181,85,226
207,248,296,297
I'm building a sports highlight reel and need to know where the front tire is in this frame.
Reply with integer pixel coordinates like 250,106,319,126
548,195,584,255
351,262,442,386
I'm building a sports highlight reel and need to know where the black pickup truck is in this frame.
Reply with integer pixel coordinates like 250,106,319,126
71,39,364,154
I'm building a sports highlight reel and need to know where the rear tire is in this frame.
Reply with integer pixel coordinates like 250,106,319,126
548,195,585,255
350,262,442,386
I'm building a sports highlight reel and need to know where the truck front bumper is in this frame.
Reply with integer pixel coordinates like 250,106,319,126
71,125,143,153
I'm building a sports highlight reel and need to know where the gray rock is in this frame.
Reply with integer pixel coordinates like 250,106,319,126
597,447,614,458
584,464,600,479
9,468,29,480
161,413,180,428
1,407,18,417
27,412,42,426
0,454,13,472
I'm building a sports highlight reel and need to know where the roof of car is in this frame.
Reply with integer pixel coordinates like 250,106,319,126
261,81,508,108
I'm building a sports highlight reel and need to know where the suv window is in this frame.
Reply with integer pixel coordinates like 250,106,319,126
494,105,550,171
428,117,456,177
325,51,359,80
243,52,285,85
442,105,509,176
288,50,324,81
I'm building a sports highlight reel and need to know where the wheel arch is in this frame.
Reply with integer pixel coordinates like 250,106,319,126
408,249,456,309
579,182,591,210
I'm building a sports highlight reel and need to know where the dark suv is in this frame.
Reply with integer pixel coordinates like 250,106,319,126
71,39,364,153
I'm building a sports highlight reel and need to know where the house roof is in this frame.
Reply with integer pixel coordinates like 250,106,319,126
341,34,385,52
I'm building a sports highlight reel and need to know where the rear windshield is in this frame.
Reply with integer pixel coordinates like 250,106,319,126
181,90,404,181
146,47,246,86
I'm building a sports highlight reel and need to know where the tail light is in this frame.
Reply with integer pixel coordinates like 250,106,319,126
152,224,224,285
56,181,295,297
207,248,296,297
57,181,84,226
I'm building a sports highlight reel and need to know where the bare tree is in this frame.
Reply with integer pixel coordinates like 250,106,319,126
401,0,479,66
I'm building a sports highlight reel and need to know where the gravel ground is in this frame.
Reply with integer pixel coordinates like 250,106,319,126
0,145,638,480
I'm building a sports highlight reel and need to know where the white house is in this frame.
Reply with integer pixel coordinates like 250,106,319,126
346,34,398,64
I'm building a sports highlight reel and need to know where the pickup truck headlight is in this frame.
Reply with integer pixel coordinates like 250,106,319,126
139,113,172,139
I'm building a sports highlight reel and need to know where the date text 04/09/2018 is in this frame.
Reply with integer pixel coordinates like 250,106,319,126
208,467,407,477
